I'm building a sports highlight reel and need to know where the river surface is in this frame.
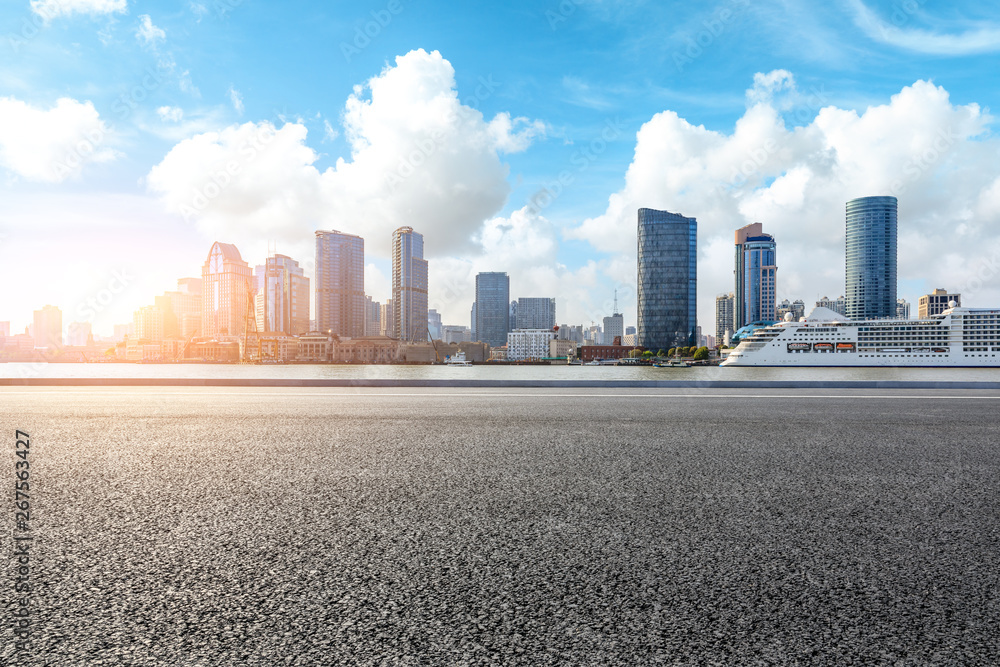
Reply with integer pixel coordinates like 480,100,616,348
3,362,1000,382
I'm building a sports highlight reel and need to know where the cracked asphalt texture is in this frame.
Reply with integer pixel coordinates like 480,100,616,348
2,387,999,666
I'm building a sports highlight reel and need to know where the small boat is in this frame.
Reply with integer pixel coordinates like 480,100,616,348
445,352,472,367
655,359,691,367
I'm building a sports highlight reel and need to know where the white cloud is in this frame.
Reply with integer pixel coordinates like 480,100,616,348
30,0,127,20
848,0,1000,55
228,86,244,116
323,119,339,142
746,69,796,108
147,49,548,324
0,96,117,183
135,14,165,49
190,2,208,20
568,76,1000,327
156,106,184,122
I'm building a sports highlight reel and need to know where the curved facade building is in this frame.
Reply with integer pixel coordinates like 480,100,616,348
201,241,251,338
637,208,697,351
845,196,897,320
734,223,777,330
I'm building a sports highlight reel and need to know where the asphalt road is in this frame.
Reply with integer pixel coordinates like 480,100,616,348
2,388,999,666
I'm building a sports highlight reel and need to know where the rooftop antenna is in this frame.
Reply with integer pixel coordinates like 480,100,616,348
613,289,618,315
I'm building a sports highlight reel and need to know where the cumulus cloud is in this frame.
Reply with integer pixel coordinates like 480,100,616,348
147,49,548,320
30,0,127,20
746,69,796,108
0,96,117,183
569,75,1000,326
135,14,165,49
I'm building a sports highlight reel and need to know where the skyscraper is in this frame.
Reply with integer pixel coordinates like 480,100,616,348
364,296,381,336
379,300,395,337
734,223,777,330
515,298,556,330
602,313,624,345
474,272,510,346
255,254,310,336
315,230,365,337
715,293,735,346
201,242,251,338
428,309,442,340
637,208,697,351
392,227,428,342
32,305,62,349
918,289,961,318
846,195,897,320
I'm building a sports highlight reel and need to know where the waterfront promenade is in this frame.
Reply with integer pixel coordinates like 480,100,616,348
2,387,998,665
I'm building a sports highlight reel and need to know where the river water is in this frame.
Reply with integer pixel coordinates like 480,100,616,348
3,362,1000,382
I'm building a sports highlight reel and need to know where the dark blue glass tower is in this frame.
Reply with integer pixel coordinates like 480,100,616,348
637,208,697,351
845,196,897,320
474,272,510,347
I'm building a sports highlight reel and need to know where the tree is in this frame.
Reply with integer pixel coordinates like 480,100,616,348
641,350,654,358
693,346,709,361
656,349,666,357
667,347,675,357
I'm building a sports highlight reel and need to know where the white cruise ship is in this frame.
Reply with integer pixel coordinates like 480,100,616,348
722,304,1000,367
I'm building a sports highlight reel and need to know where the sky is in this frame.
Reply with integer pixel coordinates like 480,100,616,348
1,0,1000,337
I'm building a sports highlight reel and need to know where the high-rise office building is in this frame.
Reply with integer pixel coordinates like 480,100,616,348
895,298,911,320
470,302,477,341
392,227,428,342
201,242,252,338
316,230,365,337
918,289,961,318
133,305,164,342
428,309,443,340
254,254,310,336
715,293,735,346
637,208,697,351
474,272,510,346
169,278,203,340
516,298,556,330
846,196,897,320
32,305,62,350
816,296,846,316
364,296,381,336
379,300,395,338
603,313,624,345
509,301,518,330
734,223,777,330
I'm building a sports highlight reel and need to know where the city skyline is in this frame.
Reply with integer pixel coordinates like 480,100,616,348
3,2,1000,336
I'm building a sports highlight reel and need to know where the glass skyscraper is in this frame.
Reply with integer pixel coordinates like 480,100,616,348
315,230,365,338
637,208,697,351
734,223,777,330
845,196,897,320
474,272,510,347
392,227,428,342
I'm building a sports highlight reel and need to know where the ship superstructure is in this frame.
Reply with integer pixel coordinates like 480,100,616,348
722,305,1000,367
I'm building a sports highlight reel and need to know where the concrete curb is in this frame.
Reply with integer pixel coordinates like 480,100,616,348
2,378,1000,389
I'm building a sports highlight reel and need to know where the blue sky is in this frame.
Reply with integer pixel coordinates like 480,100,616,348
2,0,1000,336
